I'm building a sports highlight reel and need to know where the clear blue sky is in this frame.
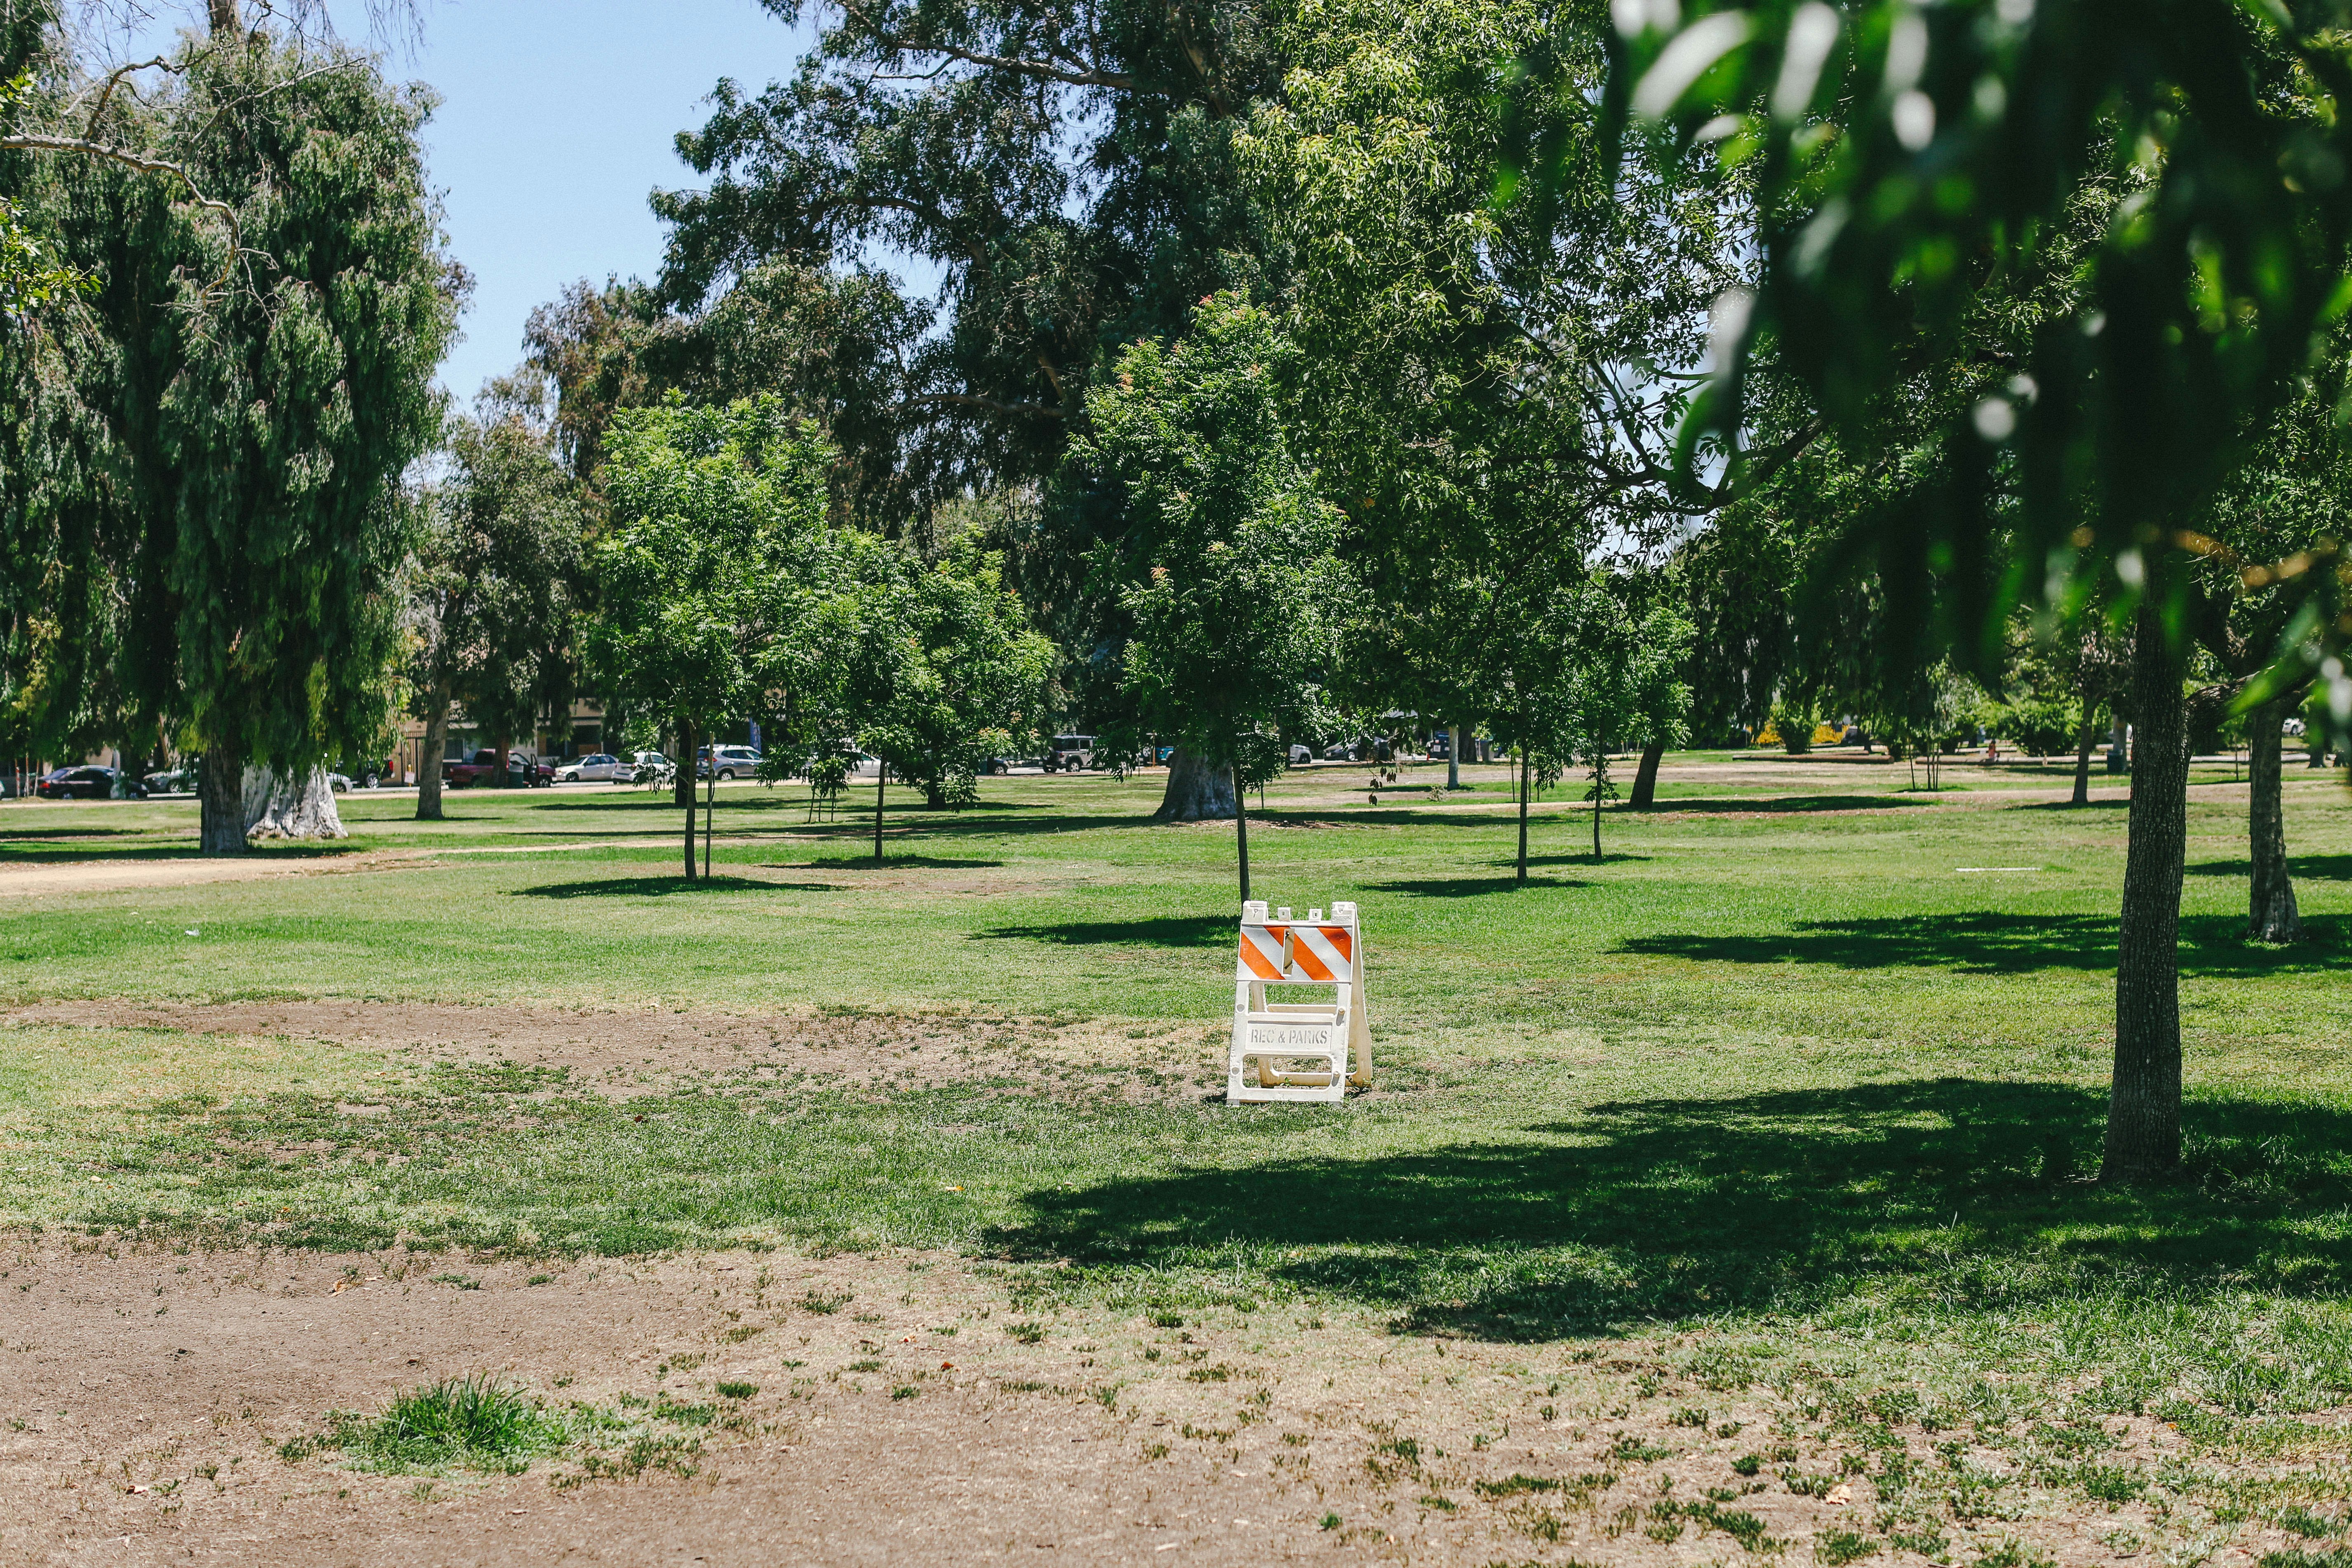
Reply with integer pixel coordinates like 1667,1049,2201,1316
412,0,813,403
112,2,930,405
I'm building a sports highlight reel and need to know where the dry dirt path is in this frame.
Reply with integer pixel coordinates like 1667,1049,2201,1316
0,1240,2200,1568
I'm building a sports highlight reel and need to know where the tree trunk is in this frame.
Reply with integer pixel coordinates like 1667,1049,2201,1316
873,761,887,862
199,745,246,856
1516,747,1530,883
2070,708,2098,807
1155,748,1236,820
208,0,240,35
1232,764,1250,901
1447,723,1462,790
706,762,716,878
2102,611,2188,1185
244,766,347,839
1630,740,1665,809
1591,770,1604,862
679,716,697,879
492,737,511,789
416,694,450,820
2247,696,2302,943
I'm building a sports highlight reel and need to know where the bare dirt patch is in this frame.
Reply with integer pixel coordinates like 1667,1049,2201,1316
0,1241,2213,1568
2,998,1224,1104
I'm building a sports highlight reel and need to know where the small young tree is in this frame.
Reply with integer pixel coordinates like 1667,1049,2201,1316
1075,295,1350,900
589,397,830,879
839,545,1056,859
407,412,582,820
1500,583,1693,870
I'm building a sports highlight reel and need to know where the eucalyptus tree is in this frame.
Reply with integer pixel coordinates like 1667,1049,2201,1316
407,413,584,820
1609,0,2352,1180
520,263,932,536
1072,294,1349,898
0,2,456,850
656,0,1281,491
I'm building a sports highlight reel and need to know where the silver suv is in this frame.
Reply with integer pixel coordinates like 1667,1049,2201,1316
697,745,764,780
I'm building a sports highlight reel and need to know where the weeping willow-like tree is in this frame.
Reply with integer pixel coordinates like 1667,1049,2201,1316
0,1,455,848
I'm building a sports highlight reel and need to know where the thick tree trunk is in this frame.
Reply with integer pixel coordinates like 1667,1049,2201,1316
243,766,347,839
1232,764,1250,901
416,696,450,820
492,738,511,789
679,716,698,879
2101,612,2188,1185
198,746,246,856
2247,697,2302,943
1155,748,1236,820
1630,741,1665,808
208,0,240,35
2071,709,2098,807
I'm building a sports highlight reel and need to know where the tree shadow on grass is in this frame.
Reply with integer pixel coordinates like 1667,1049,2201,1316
986,1078,2352,1337
1620,912,2343,978
511,875,811,898
763,856,1004,871
2187,853,2352,880
1644,794,1928,814
974,915,1232,949
1364,875,1594,898
2015,797,2132,811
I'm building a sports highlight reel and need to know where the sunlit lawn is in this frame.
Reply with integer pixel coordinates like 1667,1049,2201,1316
4,751,2351,1526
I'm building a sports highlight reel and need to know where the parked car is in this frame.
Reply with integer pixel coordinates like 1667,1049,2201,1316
558,753,635,783
1425,733,1452,760
145,759,201,793
326,771,353,793
628,751,675,785
696,744,764,781
443,749,553,788
1044,734,1097,772
36,765,146,800
1287,743,1313,766
1155,744,1177,764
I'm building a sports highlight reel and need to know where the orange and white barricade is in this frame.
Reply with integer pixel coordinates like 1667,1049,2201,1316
1228,899,1370,1103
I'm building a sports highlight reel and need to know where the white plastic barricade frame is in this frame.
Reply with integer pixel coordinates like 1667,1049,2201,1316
1228,898,1370,1103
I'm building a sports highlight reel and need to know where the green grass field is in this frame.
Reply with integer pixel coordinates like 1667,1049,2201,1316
5,752,2351,1533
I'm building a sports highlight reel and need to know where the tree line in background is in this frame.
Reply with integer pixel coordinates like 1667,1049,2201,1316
3,0,2350,1179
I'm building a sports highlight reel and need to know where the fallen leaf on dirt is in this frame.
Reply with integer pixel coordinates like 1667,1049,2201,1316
1825,1483,1852,1505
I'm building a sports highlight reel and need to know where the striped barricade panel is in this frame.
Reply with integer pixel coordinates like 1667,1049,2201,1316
1236,922,1355,983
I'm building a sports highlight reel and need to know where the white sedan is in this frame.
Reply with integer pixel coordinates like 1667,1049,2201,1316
558,753,636,783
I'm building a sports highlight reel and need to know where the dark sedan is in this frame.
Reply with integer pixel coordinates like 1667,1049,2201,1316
35,765,148,800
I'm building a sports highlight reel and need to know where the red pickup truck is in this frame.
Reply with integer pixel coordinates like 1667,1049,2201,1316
442,749,554,789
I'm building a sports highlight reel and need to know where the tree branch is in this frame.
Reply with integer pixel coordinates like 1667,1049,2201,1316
838,1,1137,92
0,132,243,291
900,390,1065,419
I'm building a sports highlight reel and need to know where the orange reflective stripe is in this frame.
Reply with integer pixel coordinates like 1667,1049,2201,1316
1289,942,1336,981
1323,926,1353,964
1237,926,1284,979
